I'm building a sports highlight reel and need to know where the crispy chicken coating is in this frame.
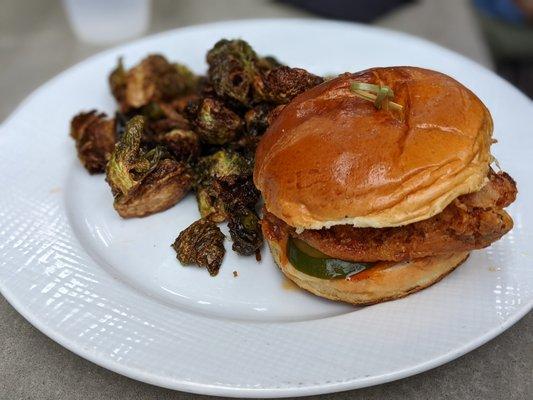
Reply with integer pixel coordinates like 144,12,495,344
265,171,517,262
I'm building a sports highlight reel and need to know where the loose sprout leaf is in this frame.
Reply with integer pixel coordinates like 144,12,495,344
70,111,116,174
173,219,225,276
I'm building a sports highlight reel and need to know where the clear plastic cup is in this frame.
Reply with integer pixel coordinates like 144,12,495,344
62,0,152,45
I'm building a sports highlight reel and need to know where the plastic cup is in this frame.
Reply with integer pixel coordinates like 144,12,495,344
62,0,152,45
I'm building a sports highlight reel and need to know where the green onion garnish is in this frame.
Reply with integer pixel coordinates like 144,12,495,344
350,82,403,111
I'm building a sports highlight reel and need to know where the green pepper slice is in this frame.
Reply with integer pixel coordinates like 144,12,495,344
287,237,372,279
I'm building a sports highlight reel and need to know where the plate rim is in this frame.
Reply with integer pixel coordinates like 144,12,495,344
2,279,531,398
0,18,531,398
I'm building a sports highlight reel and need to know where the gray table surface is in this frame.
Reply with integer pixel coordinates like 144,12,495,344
0,1,531,399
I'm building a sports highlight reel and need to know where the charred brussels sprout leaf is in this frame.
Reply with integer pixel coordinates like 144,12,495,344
173,219,225,276
263,66,324,104
174,63,200,93
196,149,251,184
106,116,153,196
196,174,260,224
196,177,259,223
228,207,263,256
109,58,127,109
106,116,192,218
244,103,275,136
141,101,167,120
257,55,283,72
206,39,266,106
152,129,200,162
190,97,243,145
70,110,116,174
214,175,259,211
229,135,262,164
147,116,191,137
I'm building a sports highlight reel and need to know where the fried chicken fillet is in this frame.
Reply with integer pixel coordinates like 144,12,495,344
265,170,517,262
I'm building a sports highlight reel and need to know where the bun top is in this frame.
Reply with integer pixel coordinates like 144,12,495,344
254,67,492,230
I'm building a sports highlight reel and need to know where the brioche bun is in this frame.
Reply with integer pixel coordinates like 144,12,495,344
254,67,492,230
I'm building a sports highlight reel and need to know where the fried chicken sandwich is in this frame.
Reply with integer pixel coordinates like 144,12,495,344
254,66,517,305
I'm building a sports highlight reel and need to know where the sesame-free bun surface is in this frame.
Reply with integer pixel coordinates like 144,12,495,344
254,67,493,230
266,234,469,306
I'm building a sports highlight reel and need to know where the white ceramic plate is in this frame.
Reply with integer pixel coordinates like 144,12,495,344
0,19,531,398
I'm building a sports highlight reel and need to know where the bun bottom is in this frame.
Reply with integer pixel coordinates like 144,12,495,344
267,237,469,305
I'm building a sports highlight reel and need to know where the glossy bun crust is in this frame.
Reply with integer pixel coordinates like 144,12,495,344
254,67,493,230
266,235,469,305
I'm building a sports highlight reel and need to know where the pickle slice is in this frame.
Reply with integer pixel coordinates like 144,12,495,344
287,237,372,279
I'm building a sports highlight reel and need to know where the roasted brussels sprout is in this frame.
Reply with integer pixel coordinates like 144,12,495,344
194,150,251,221
214,174,259,211
141,101,167,120
263,66,324,104
109,58,127,108
188,97,243,145
146,115,190,136
150,101,190,122
244,103,275,136
110,55,199,112
170,93,201,114
126,55,184,108
206,39,266,106
106,116,192,218
196,149,250,186
152,129,200,161
70,110,116,174
141,101,192,139
114,158,192,218
230,135,262,163
172,218,225,276
196,177,258,223
227,207,263,256
257,55,283,72
174,62,200,93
